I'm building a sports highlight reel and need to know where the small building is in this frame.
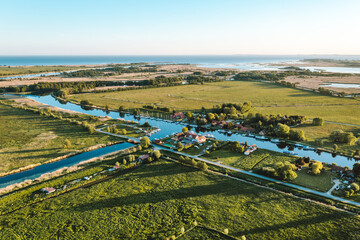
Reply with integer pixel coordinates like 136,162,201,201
113,166,121,170
194,135,206,144
170,112,186,120
154,139,163,145
138,154,150,162
41,187,56,194
259,130,266,136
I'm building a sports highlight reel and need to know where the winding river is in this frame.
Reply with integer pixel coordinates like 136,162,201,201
0,94,358,188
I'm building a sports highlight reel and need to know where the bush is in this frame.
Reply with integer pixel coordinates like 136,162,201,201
312,118,324,126
330,130,358,145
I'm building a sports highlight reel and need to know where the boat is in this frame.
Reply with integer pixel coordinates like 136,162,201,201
270,139,281,143
283,150,297,155
294,144,303,148
302,145,315,151
255,135,268,141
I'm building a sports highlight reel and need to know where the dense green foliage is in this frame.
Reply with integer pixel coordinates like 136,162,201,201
62,66,157,77
330,130,358,145
312,117,324,126
1,160,359,239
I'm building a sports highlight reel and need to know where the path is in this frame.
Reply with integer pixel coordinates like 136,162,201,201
155,146,360,207
307,119,360,127
95,128,140,143
327,179,340,195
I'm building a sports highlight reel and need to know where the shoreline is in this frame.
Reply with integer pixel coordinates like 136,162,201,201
0,144,136,195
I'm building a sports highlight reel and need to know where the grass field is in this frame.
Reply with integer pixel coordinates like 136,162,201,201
203,147,338,192
0,102,119,174
0,65,85,77
292,166,337,192
205,148,296,171
68,81,360,125
1,160,360,239
293,123,360,155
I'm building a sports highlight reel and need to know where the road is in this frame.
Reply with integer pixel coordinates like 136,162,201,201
307,119,360,127
95,128,140,142
155,145,360,207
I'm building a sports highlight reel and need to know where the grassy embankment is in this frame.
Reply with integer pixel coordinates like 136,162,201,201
0,66,86,77
1,160,360,239
0,101,120,174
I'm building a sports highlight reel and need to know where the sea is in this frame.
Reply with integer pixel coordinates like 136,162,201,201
1,55,360,73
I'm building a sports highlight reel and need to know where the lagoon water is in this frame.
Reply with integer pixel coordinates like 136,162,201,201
0,93,357,188
1,55,360,73
319,83,360,89
24,95,360,168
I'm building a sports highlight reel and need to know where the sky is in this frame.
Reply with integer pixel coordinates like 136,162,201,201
1,0,360,55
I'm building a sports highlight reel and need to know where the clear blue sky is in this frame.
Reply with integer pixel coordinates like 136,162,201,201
1,0,359,55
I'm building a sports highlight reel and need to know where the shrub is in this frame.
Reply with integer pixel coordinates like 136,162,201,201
312,117,324,126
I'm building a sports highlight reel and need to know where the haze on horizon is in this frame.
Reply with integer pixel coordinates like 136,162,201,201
1,0,360,56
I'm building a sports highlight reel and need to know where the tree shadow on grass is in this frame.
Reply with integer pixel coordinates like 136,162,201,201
235,211,351,237
72,181,253,212
0,148,58,154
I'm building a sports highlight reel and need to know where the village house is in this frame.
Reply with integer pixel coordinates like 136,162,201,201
138,154,150,162
211,120,228,128
172,131,207,144
331,165,355,179
170,112,186,120
154,139,163,145
41,187,56,194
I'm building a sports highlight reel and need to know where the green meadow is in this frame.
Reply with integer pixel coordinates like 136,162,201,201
1,160,359,239
68,81,360,125
0,102,118,174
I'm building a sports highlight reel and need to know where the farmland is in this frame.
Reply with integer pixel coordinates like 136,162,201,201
0,160,359,239
0,101,119,174
68,81,360,125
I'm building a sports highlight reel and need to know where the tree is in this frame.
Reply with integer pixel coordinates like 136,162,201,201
80,100,91,106
140,136,151,148
186,112,194,121
275,162,297,180
350,183,360,192
352,163,360,177
354,150,360,157
119,105,126,111
153,150,161,160
330,130,358,145
191,159,197,167
333,144,338,151
275,123,290,138
115,161,120,166
63,139,71,149
137,145,142,151
198,161,208,171
289,129,306,141
206,113,215,122
311,161,323,175
141,122,151,128
87,124,95,134
177,141,184,151
312,117,324,126
122,159,127,165
128,155,135,162
182,127,188,134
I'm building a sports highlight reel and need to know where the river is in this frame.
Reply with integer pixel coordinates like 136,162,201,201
25,94,359,168
0,94,357,188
